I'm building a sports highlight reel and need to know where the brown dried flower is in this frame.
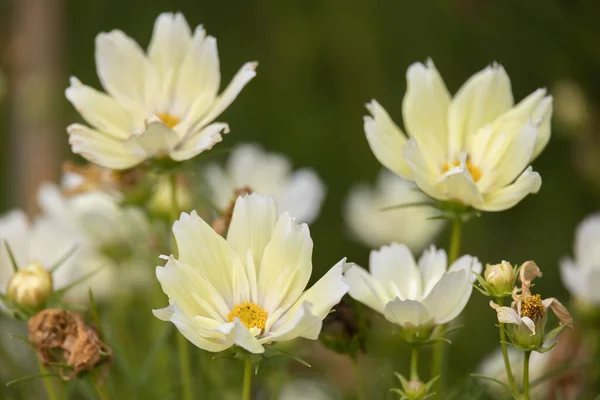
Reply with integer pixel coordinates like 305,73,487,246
62,161,143,196
28,309,112,380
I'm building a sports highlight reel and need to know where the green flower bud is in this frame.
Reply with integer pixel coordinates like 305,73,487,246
6,262,53,310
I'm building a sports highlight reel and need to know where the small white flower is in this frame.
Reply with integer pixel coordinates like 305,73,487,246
153,193,349,354
560,213,600,304
344,169,444,251
344,243,481,329
204,143,326,224
365,60,552,211
66,12,257,169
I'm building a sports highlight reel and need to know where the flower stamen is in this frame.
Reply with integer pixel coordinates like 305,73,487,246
156,113,181,129
227,301,268,331
520,294,544,320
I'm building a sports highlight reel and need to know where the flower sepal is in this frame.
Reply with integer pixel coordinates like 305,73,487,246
391,372,439,400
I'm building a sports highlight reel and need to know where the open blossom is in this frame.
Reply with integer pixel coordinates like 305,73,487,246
154,193,349,353
204,143,326,224
66,12,257,169
344,169,444,251
560,213,600,304
343,244,481,330
365,60,552,211
490,261,573,351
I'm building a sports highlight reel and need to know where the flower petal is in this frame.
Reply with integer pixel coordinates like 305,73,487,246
574,213,600,267
364,100,411,178
343,264,389,314
559,257,584,299
489,301,521,325
402,60,450,167
67,124,145,169
480,167,541,212
212,319,264,353
260,301,322,343
403,138,443,199
542,297,573,328
521,316,536,335
383,298,432,327
448,254,482,283
124,120,180,158
370,243,421,300
170,122,228,161
277,169,326,224
422,270,472,324
448,64,513,158
418,245,447,297
436,159,484,207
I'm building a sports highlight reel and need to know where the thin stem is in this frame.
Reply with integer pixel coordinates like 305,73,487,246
353,356,365,400
242,359,252,400
431,217,463,399
410,347,419,380
170,173,192,400
37,357,58,400
496,297,519,398
523,351,531,400
93,378,110,400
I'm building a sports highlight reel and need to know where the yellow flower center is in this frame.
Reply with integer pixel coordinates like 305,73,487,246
520,294,544,320
227,301,268,331
442,159,482,182
157,113,181,128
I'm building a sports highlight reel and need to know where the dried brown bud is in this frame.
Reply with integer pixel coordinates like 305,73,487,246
28,309,112,380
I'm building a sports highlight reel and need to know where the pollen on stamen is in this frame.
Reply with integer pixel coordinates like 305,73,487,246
520,294,545,320
156,113,181,129
227,301,268,331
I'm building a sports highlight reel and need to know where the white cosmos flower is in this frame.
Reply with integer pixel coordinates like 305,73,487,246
365,60,552,212
560,213,600,304
66,12,257,169
153,193,349,354
344,243,481,328
344,169,444,251
37,183,154,300
204,143,326,224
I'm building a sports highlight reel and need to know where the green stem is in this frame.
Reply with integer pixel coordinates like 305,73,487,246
431,217,463,399
37,357,58,400
523,351,531,400
170,173,192,400
496,297,519,398
93,379,110,400
410,347,419,380
242,359,252,400
354,356,365,400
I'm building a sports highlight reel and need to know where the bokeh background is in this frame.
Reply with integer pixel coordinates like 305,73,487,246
1,0,600,399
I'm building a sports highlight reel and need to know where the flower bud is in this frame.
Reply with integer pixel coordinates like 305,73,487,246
6,263,53,310
404,380,427,400
484,261,515,296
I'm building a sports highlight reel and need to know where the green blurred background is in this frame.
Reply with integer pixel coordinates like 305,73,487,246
1,0,600,398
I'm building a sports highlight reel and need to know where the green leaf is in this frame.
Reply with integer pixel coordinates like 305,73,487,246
6,372,60,387
4,240,19,273
49,245,78,273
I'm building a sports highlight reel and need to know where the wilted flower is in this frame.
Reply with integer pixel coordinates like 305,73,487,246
364,60,552,211
154,193,349,353
204,143,326,224
344,244,481,342
6,263,53,310
560,213,600,305
490,261,573,351
344,170,444,251
66,12,257,169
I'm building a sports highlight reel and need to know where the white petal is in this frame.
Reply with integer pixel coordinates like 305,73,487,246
172,211,247,307
258,212,313,313
383,298,432,327
422,270,472,324
343,264,389,314
0,210,30,278
227,193,278,302
480,167,541,212
277,169,326,224
67,124,145,169
95,30,151,115
193,62,257,129
436,160,484,207
448,254,482,283
124,120,179,158
203,164,235,210
448,64,513,158
370,243,421,300
418,245,448,297
170,122,228,161
402,138,443,200
364,100,411,177
490,303,522,325
574,213,600,267
66,77,137,139
213,319,265,353
402,60,450,167
559,257,583,298
171,310,233,352
260,301,322,343
521,316,536,335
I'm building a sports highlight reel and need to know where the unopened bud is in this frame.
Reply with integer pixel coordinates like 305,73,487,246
404,380,426,400
6,263,53,310
484,261,515,296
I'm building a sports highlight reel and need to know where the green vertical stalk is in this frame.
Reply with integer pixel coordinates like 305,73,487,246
37,357,58,400
431,217,462,399
354,356,365,400
523,351,531,400
242,359,252,400
170,173,192,400
410,347,419,380
496,297,519,398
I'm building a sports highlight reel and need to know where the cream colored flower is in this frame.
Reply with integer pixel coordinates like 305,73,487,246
204,143,326,224
560,213,600,304
344,169,444,251
365,60,552,211
66,12,257,169
154,193,349,353
344,243,481,329
37,183,154,300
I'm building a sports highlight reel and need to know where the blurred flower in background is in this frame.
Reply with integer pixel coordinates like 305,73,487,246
204,143,326,224
344,169,444,251
279,379,335,400
560,213,600,305
66,12,257,169
364,60,552,211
